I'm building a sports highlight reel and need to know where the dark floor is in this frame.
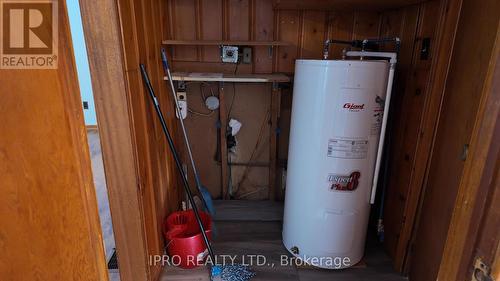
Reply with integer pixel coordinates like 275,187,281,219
162,200,407,281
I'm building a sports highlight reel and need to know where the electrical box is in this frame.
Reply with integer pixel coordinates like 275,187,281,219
176,90,187,119
221,46,238,63
242,47,252,64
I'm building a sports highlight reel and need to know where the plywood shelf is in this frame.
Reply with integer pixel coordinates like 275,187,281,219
164,72,291,83
162,40,290,46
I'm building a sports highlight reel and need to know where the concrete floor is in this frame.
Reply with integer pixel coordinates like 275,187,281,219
162,200,407,281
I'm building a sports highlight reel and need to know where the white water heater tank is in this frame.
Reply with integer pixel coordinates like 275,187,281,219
283,59,389,269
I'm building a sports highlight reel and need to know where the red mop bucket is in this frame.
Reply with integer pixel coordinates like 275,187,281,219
164,210,212,269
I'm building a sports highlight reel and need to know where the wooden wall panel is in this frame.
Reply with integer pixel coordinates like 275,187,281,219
352,11,382,39
379,9,404,39
272,0,426,10
200,0,223,62
300,11,327,59
126,4,163,279
327,11,355,59
161,1,427,203
182,84,222,198
113,0,183,279
381,1,448,271
181,83,272,199
276,10,301,73
254,0,274,73
164,1,383,70
171,0,198,61
379,4,420,260
227,84,272,199
228,0,250,40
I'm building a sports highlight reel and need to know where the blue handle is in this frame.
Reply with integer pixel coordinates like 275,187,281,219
160,48,169,71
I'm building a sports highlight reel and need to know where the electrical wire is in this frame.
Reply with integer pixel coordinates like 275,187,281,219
227,83,236,119
188,108,214,117
181,82,216,118
226,57,240,119
237,185,268,199
234,109,270,197
200,83,207,100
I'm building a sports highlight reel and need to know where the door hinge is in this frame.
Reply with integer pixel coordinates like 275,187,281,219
461,144,469,161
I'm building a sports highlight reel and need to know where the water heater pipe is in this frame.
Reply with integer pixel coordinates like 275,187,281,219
345,50,397,204
323,39,359,59
323,38,401,60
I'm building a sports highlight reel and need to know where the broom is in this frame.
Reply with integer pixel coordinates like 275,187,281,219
160,48,215,216
140,64,255,281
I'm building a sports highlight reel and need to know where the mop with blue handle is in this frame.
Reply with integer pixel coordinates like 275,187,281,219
140,63,254,281
160,48,215,217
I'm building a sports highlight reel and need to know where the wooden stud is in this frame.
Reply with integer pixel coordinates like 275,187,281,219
269,83,281,201
219,83,229,199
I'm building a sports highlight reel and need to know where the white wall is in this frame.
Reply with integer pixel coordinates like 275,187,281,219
67,0,97,126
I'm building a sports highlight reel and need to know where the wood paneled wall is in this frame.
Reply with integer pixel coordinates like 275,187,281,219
161,1,447,272
162,1,390,200
81,0,185,279
115,0,184,278
163,0,385,73
381,0,441,263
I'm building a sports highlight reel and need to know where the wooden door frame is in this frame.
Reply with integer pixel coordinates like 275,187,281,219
78,0,150,281
77,0,497,279
437,24,500,281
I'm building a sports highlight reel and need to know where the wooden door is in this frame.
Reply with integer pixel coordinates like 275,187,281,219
0,2,108,281
408,0,500,279
437,26,499,280
456,50,500,280
467,161,500,280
